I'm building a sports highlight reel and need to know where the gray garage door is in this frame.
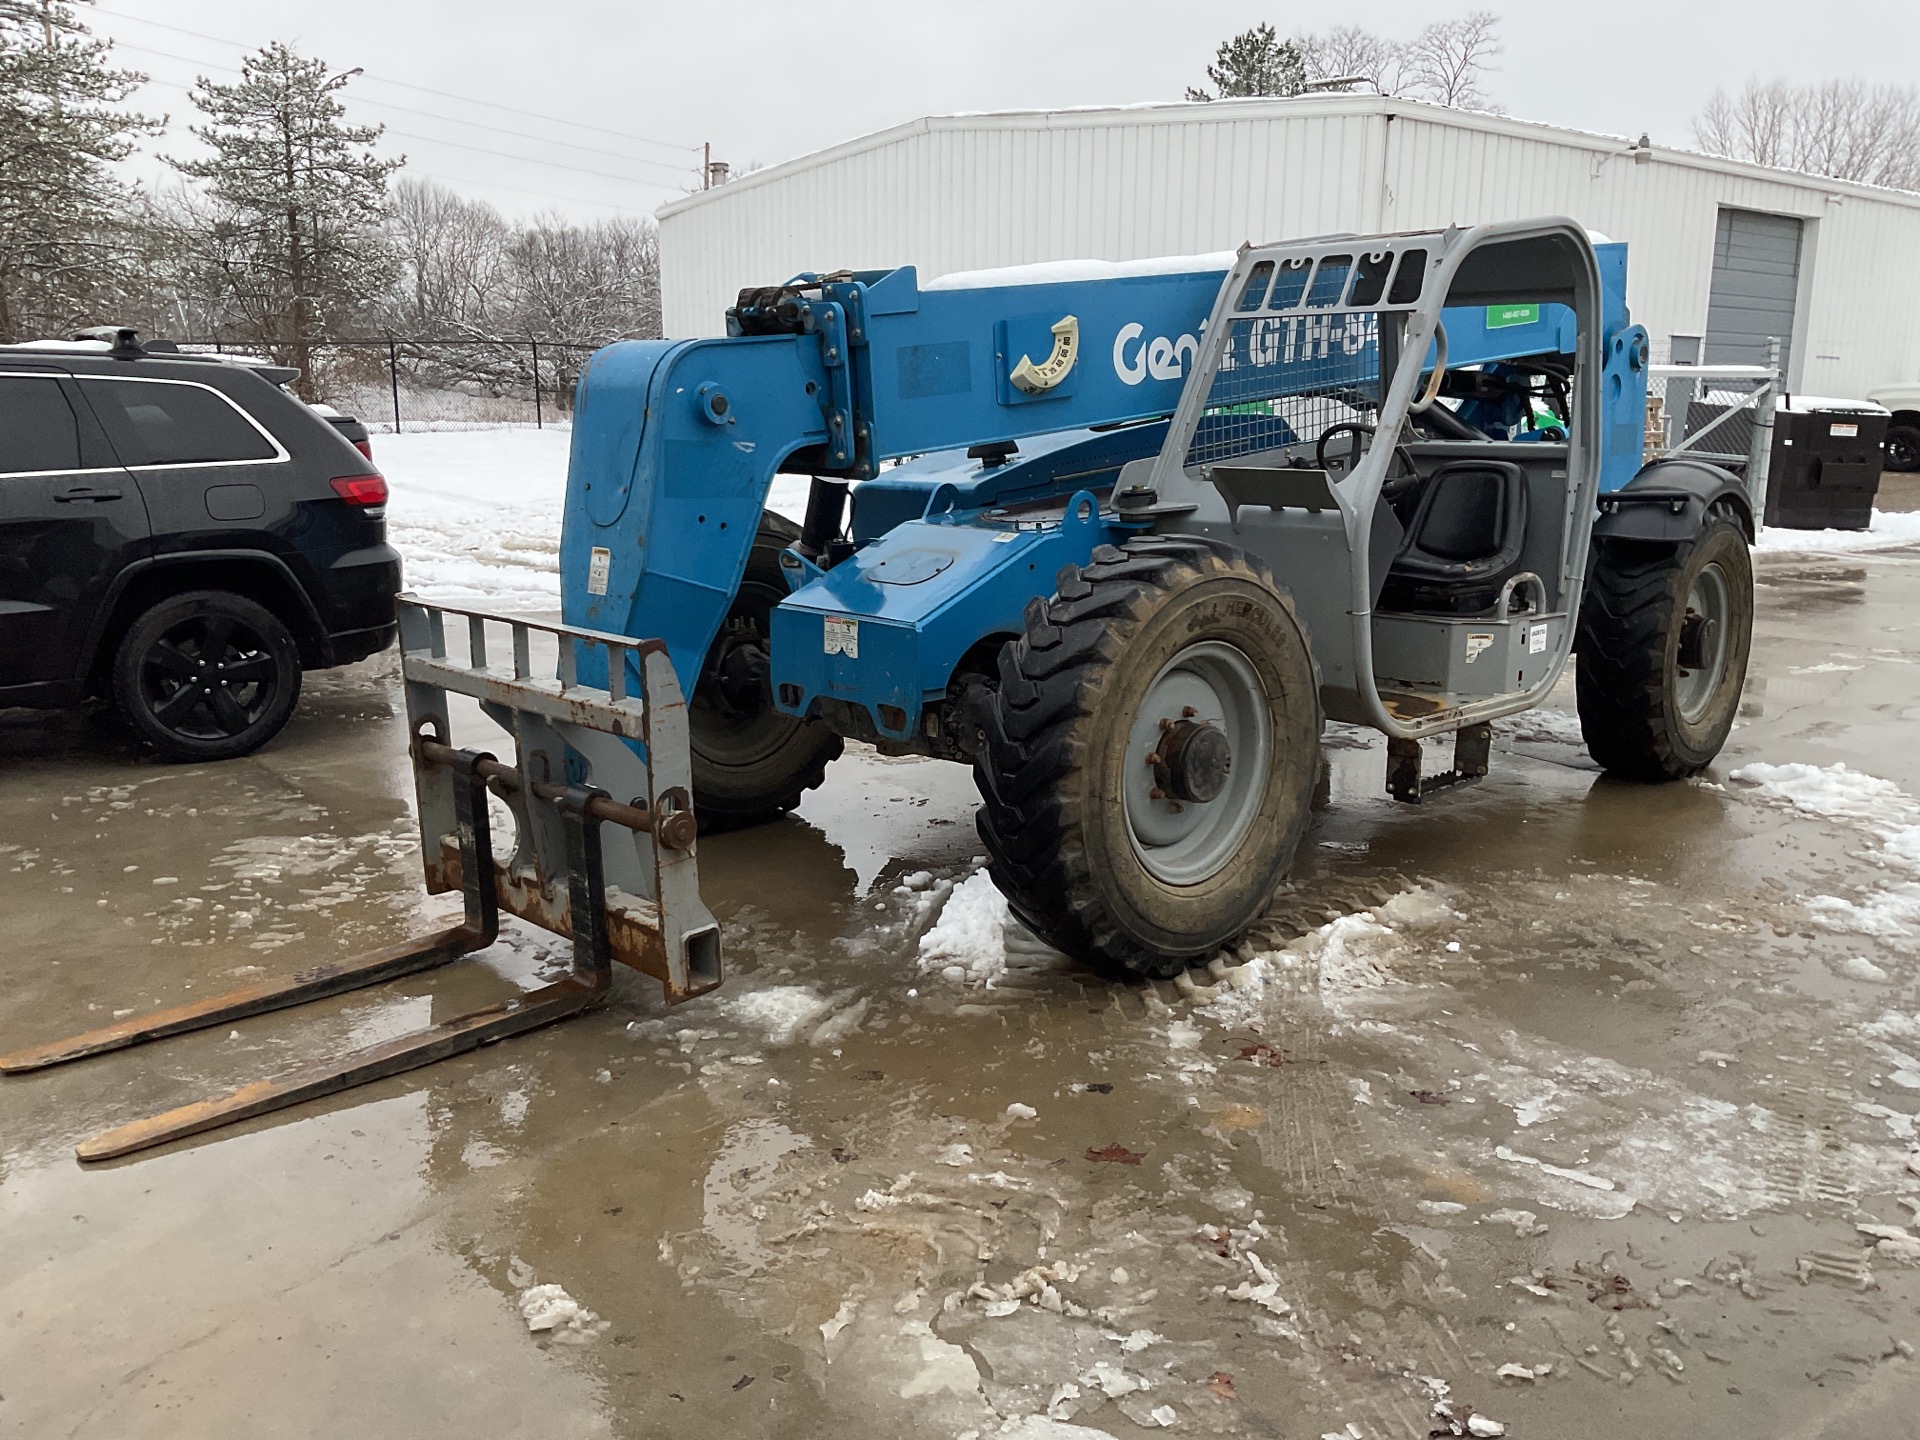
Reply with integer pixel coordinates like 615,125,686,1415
1703,208,1804,375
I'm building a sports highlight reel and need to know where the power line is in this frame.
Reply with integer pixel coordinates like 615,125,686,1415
332,93,694,174
382,129,692,193
92,6,702,155
409,170,662,217
118,46,694,190
114,39,698,177
119,74,688,214
358,75,700,157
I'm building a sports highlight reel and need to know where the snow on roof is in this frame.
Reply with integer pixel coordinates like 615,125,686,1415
1776,393,1890,415
923,251,1238,291
7,338,111,351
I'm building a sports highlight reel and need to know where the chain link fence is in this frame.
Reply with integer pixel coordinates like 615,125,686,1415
178,338,603,433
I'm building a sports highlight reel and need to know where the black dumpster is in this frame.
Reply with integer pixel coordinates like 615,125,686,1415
1766,396,1891,531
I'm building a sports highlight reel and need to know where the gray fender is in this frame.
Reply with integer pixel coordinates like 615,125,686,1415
1590,459,1755,545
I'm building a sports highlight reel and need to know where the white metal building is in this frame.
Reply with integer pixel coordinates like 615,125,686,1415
657,95,1920,399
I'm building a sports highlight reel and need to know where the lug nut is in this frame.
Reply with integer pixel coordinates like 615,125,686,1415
1145,751,1161,766
1148,786,1167,800
1181,705,1197,718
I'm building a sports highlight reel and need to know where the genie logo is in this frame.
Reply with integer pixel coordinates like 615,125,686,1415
1113,312,1378,387
1112,321,1203,386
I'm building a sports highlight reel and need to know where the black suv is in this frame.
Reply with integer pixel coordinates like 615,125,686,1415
0,329,400,761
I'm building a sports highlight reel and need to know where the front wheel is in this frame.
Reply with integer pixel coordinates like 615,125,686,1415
689,512,843,830
974,537,1321,979
1576,514,1753,780
112,590,302,762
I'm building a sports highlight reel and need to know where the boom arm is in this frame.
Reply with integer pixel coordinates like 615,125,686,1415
561,245,1644,702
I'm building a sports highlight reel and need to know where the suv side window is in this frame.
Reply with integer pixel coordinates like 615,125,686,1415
81,376,280,467
0,375,83,475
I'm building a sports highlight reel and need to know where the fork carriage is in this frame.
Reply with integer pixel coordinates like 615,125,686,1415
0,599,719,1160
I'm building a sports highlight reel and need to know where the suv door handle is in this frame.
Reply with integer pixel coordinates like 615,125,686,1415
54,486,123,503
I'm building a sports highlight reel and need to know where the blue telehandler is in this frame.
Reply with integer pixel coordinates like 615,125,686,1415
7,219,1757,1159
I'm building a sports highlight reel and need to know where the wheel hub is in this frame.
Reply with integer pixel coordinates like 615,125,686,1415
1151,716,1232,803
1673,562,1732,723
1122,641,1273,887
1677,611,1717,672
713,639,769,715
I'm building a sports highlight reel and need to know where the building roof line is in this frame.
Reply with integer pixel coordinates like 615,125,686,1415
658,93,1920,221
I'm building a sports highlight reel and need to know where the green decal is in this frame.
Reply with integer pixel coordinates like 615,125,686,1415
1486,303,1540,329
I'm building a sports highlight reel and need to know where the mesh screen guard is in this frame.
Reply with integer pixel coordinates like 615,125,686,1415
1169,243,1436,474
1184,307,1388,469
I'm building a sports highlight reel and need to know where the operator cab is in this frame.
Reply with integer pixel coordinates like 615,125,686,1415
1124,224,1612,738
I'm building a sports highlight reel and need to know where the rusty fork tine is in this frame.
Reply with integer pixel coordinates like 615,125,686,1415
0,927,483,1073
71,785,617,1164
75,972,608,1162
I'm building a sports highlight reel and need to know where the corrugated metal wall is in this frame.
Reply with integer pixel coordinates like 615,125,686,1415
659,97,1920,397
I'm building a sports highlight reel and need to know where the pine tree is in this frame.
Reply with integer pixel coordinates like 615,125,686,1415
1186,23,1307,103
0,0,159,341
170,43,402,393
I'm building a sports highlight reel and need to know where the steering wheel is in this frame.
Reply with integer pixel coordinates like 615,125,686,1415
1315,422,1420,494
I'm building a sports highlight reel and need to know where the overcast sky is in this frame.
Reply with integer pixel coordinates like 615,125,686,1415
90,0,1920,224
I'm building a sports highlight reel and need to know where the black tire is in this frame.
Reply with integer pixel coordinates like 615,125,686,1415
975,536,1321,979
1886,423,1920,474
112,590,302,762
1576,513,1753,781
689,512,842,830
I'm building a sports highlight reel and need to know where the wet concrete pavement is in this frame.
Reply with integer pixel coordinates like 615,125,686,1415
7,546,1920,1440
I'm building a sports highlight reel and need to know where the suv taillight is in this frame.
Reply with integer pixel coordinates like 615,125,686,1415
330,474,388,507
353,438,374,461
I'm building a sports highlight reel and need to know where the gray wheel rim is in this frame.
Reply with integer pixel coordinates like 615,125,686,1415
1675,562,1730,724
1122,641,1273,886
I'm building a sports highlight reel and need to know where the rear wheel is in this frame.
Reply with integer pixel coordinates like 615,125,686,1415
1576,514,1753,780
689,512,842,830
975,537,1320,979
113,590,302,762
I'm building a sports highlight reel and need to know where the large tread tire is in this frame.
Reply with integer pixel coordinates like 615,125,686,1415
690,512,842,831
1576,513,1753,781
112,590,302,763
975,536,1321,980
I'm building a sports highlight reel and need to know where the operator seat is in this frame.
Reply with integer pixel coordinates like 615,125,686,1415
1377,459,1528,614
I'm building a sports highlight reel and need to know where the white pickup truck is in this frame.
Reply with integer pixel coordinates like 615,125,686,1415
1867,384,1920,472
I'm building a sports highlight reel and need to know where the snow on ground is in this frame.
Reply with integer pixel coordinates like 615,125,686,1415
918,871,1014,986
1197,884,1462,1027
1731,761,1920,937
372,424,1919,610
375,428,811,610
1752,508,1920,556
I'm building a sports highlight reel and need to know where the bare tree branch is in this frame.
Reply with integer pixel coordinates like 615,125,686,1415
1693,77,1920,189
1291,11,1501,110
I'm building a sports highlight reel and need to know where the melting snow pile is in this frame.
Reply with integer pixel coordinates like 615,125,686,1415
1500,706,1587,749
517,1283,609,1343
918,872,1014,985
718,983,868,1047
1730,761,1920,938
1752,509,1920,557
1199,886,1462,1024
